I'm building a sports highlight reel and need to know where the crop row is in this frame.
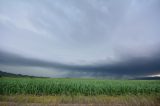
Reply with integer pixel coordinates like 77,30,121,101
0,78,160,96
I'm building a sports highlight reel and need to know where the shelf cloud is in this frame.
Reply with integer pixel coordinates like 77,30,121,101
0,0,160,78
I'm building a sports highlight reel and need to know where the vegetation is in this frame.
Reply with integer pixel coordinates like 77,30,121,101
0,77,160,96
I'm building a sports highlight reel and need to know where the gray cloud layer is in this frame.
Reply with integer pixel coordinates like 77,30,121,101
0,50,160,78
0,0,160,78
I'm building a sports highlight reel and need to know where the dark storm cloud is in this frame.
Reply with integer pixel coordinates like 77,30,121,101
0,0,160,78
1,50,160,77
0,50,68,69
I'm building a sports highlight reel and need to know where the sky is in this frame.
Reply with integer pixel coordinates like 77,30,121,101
0,0,160,78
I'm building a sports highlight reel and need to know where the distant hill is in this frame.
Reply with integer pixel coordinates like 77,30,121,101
0,70,48,78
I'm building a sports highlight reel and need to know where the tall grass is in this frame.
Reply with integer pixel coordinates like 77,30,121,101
0,77,160,96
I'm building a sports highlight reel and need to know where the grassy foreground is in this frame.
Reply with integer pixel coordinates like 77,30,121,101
0,77,160,96
0,77,160,105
